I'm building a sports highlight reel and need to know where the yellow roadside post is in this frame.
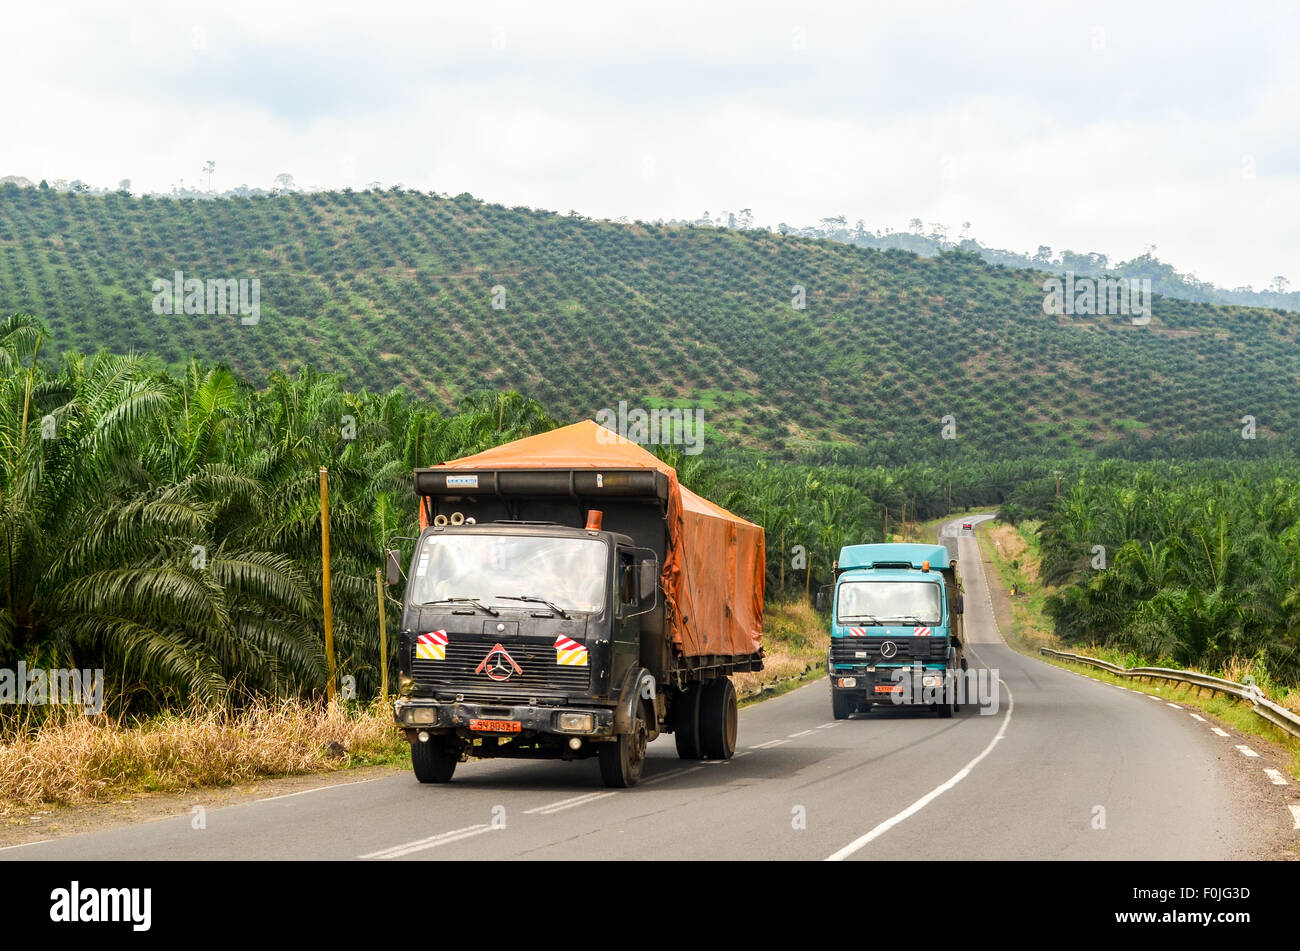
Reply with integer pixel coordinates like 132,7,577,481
376,567,389,702
320,466,337,704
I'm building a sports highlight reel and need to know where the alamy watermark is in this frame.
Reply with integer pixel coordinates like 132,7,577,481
0,663,104,714
595,401,705,455
151,270,260,325
1042,272,1151,325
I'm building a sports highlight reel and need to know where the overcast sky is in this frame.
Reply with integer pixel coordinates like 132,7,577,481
2,0,1296,289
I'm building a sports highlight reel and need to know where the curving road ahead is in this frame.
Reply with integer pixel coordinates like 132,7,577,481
3,515,1288,861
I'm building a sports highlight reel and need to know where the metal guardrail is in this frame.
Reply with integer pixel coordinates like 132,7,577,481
1040,648,1300,741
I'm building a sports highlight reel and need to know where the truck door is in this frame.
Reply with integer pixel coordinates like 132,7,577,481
612,548,641,680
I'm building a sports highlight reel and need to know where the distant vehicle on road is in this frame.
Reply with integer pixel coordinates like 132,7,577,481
962,522,973,533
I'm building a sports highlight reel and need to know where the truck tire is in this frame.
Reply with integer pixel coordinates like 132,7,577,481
699,678,738,759
831,690,854,720
410,738,457,783
672,683,704,759
937,675,956,719
599,703,648,788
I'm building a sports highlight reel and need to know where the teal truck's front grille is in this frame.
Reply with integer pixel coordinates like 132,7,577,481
831,636,947,665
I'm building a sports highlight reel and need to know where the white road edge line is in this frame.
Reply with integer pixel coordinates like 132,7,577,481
1263,769,1288,786
789,729,815,738
1188,713,1206,722
826,677,1014,862
1211,727,1230,737
751,738,789,750
1289,805,1300,830
257,777,384,803
360,824,493,859
1235,745,1260,758
1166,703,1182,709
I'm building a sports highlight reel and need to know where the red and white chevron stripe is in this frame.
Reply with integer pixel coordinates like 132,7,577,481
849,627,868,637
912,626,932,637
554,635,588,667
416,629,448,660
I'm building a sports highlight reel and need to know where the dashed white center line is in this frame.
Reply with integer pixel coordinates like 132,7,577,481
1210,727,1230,737
524,791,616,815
816,722,841,729
751,738,789,750
1188,713,1206,722
361,824,494,859
1263,769,1288,786
1235,745,1260,758
641,766,702,786
789,729,814,738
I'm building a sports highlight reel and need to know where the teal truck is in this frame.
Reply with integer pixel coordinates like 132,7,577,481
821,543,966,718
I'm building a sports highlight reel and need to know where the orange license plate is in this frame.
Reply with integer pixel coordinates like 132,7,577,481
874,685,902,694
469,719,521,733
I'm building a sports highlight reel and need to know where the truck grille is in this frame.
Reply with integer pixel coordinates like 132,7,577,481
411,634,591,696
831,636,948,665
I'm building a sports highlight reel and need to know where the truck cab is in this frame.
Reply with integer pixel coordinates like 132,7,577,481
826,543,965,719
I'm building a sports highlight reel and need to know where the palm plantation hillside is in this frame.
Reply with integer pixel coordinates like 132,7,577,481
2,184,1298,462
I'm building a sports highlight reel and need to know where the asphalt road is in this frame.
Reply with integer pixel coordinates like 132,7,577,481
2,515,1284,860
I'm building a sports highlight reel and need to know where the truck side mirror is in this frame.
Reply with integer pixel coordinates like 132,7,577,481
814,588,829,612
954,593,964,615
385,549,403,586
639,560,657,605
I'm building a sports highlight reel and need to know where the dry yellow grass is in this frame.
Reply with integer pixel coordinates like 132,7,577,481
734,600,829,698
0,601,832,813
0,701,405,815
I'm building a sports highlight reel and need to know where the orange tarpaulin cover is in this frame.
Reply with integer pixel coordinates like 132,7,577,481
433,420,764,660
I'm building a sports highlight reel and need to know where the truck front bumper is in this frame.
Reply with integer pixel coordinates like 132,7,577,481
830,665,950,705
393,698,616,738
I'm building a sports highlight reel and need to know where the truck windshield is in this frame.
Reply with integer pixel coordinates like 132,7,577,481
408,534,608,614
837,581,942,625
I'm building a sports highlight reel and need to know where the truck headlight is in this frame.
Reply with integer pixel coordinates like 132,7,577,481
837,677,857,688
922,674,943,688
403,706,437,725
557,713,594,732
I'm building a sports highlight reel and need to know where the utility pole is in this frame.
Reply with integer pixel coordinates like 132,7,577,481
320,466,337,703
1053,470,1062,498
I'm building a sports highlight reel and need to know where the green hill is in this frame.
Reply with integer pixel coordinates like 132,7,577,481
1,183,1297,461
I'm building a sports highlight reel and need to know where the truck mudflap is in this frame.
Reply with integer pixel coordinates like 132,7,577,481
394,698,616,738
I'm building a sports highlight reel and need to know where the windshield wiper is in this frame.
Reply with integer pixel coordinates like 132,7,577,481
884,616,925,625
420,597,499,617
839,615,881,624
495,595,570,619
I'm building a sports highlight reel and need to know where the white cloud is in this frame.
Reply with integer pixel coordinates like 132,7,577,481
0,0,1296,288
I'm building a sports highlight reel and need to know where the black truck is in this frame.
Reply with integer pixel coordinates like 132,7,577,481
387,425,765,788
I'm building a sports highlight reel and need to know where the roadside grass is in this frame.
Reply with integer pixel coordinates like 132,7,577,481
973,519,1300,779
0,600,826,814
735,599,830,705
0,700,407,816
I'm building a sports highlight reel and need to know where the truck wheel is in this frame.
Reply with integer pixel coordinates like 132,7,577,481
599,703,648,788
937,677,956,719
672,683,704,759
831,690,854,720
410,738,457,783
699,678,738,759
